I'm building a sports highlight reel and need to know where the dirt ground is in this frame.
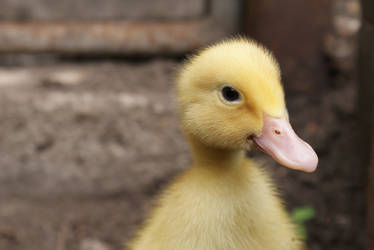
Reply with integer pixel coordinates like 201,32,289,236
0,55,365,250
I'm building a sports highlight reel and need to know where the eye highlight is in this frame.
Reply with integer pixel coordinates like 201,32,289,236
221,86,241,102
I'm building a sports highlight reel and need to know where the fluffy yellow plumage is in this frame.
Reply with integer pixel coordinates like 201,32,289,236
127,38,306,250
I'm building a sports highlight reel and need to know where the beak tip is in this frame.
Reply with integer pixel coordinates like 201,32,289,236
253,113,319,173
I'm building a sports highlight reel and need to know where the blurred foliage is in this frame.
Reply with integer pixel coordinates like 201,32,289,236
291,206,316,240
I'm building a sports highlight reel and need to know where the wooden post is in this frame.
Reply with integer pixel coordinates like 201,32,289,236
359,1,374,249
242,0,331,93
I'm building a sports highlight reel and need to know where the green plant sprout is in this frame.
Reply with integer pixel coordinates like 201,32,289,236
291,206,316,240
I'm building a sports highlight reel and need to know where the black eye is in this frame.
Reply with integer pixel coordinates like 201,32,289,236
221,86,241,102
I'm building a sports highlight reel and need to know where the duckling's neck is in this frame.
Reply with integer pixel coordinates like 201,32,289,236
186,134,245,170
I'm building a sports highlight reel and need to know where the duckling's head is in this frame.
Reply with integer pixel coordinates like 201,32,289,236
177,38,318,172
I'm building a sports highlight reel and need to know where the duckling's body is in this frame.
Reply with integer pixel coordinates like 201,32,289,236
129,148,301,250
127,39,317,250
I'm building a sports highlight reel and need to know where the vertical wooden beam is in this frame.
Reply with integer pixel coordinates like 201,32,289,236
242,0,331,93
359,1,374,249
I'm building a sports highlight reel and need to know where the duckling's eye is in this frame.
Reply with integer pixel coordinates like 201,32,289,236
221,86,241,102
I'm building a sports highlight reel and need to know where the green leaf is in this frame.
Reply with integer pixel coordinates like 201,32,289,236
291,207,316,223
291,206,316,240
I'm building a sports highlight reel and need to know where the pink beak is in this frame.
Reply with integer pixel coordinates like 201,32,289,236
252,113,318,172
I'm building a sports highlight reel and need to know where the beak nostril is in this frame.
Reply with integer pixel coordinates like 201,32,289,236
274,129,281,135
247,134,255,141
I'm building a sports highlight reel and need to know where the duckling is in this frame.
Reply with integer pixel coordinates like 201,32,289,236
127,38,318,250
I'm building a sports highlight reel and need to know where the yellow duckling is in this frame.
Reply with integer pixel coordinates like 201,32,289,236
127,38,318,250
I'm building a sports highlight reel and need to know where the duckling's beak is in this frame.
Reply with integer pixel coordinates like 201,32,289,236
252,114,318,172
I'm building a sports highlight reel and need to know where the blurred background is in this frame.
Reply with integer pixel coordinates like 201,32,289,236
0,0,372,250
